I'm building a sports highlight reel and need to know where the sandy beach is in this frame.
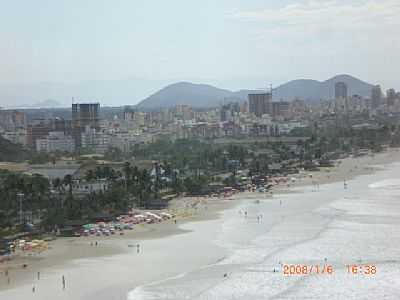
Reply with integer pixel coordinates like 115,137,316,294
1,148,400,299
0,192,236,293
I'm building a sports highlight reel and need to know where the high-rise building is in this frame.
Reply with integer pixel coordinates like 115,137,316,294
53,118,72,135
161,108,172,124
36,132,75,153
248,93,272,117
335,82,348,99
27,119,52,149
0,110,26,131
175,105,193,121
72,103,100,148
27,118,72,149
387,88,396,106
220,102,240,122
123,106,135,121
371,85,382,108
272,101,290,119
80,126,110,154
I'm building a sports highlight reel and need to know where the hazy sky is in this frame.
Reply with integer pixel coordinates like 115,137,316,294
1,0,400,105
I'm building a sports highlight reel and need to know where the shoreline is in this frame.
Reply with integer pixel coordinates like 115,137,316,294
0,194,236,291
1,148,400,294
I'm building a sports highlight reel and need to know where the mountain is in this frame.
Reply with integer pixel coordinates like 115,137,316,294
0,74,376,109
136,74,375,109
136,82,237,109
273,74,374,102
31,99,63,108
0,78,168,108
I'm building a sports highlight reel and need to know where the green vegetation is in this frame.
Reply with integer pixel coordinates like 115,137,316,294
0,170,50,228
0,136,73,164
0,136,30,162
1,124,400,233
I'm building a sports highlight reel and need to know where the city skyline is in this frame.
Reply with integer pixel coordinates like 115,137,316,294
0,73,391,109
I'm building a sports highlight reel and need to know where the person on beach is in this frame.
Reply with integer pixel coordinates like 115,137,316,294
344,180,348,189
137,244,140,254
244,211,247,218
95,241,98,246
62,275,66,290
32,286,35,293
37,271,40,280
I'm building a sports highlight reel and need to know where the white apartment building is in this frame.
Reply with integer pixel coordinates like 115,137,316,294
81,126,111,154
36,132,75,153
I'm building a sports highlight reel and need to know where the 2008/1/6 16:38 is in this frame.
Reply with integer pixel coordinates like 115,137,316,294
283,264,377,276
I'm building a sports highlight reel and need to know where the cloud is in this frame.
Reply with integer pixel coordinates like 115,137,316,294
223,0,400,89
227,0,400,43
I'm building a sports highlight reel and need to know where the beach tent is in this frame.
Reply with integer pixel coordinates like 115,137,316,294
145,212,162,220
83,224,95,229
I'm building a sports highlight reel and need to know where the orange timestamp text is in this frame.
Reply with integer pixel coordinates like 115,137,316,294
346,264,377,275
282,264,377,276
283,264,334,275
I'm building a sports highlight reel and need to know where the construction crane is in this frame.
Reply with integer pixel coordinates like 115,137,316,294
256,84,276,99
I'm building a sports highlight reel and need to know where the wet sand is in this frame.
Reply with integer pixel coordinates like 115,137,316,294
0,194,235,292
127,148,400,299
1,148,400,299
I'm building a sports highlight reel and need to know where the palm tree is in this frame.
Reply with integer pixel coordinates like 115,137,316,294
85,169,95,182
63,174,73,195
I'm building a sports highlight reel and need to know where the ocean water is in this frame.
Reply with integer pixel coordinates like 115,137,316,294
128,162,400,299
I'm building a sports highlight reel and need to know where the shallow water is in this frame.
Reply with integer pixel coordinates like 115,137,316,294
129,162,400,299
2,161,400,300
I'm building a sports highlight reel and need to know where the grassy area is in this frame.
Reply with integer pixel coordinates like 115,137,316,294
0,227,19,239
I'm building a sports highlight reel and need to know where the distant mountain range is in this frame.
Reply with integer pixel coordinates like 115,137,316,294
0,74,376,109
271,74,374,102
137,74,375,109
31,99,63,108
0,78,169,108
